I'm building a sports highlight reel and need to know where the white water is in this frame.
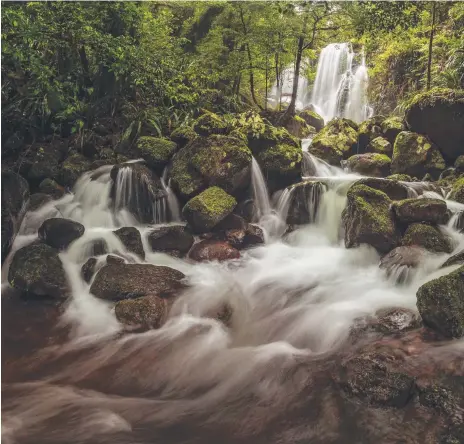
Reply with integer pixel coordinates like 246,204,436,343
311,43,372,123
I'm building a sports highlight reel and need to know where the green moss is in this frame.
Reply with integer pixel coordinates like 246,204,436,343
416,265,464,338
368,136,392,155
450,177,464,204
401,223,452,254
136,136,177,170
193,112,229,136
381,117,404,132
170,125,197,147
298,109,324,131
387,174,413,182
406,88,464,110
258,143,302,175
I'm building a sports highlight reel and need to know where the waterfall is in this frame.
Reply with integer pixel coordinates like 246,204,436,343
251,157,272,221
268,64,310,111
311,43,372,123
161,167,181,222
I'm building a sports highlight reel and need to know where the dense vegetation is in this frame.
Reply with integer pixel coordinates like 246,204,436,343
2,1,463,145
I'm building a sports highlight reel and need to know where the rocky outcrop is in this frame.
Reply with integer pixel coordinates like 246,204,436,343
344,184,399,254
171,135,252,200
405,88,464,163
401,223,452,254
182,186,237,233
148,225,194,256
310,118,358,165
298,109,324,132
345,153,391,177
113,227,145,259
170,125,197,148
38,218,85,250
56,153,92,188
8,243,69,300
90,263,185,301
380,117,405,144
1,171,30,262
391,131,446,179
367,137,392,156
115,296,170,328
393,198,449,225
358,115,385,151
81,257,97,283
416,265,464,338
188,239,240,262
135,136,177,173
353,177,409,200
193,112,230,136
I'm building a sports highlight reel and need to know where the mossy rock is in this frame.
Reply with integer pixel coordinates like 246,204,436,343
135,136,177,172
367,137,392,156
285,115,315,138
182,186,237,233
353,177,409,200
450,178,464,204
345,153,391,177
393,198,449,225
455,155,464,174
387,174,413,182
170,125,197,148
401,223,452,254
391,131,445,179
381,117,405,144
193,112,230,136
38,178,64,199
405,88,464,163
343,184,399,254
56,153,92,188
416,265,464,338
298,109,324,132
358,115,386,151
310,118,358,166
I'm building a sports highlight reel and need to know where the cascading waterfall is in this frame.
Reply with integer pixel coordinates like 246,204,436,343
161,166,181,222
311,43,372,123
250,157,272,221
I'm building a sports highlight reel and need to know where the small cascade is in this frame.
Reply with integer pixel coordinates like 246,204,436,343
311,43,372,123
251,157,272,221
161,167,181,222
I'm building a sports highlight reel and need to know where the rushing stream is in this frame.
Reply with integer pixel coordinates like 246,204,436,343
3,147,464,443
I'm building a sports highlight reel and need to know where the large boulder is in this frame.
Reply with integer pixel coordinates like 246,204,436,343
113,227,145,259
310,118,358,165
188,240,240,262
353,177,409,200
405,88,464,163
90,263,185,301
115,296,170,328
38,178,65,199
1,171,30,262
148,225,194,256
401,223,452,254
416,266,464,338
135,136,177,173
358,116,386,151
286,181,326,225
182,187,237,234
345,153,391,177
170,125,197,148
380,117,405,145
343,184,399,254
298,109,324,132
285,116,314,139
8,243,69,300
393,198,449,225
391,131,446,179
56,153,92,188
110,163,165,224
171,135,252,200
367,137,392,156
38,218,85,250
450,178,464,204
193,112,230,136
19,143,64,186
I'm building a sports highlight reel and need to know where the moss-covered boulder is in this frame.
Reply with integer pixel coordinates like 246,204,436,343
171,135,252,200
343,184,399,254
298,109,324,132
367,137,392,156
1,171,30,263
405,88,464,163
387,174,413,182
19,143,64,187
285,115,315,138
56,153,92,188
345,153,391,177
170,125,197,148
381,117,405,144
90,263,185,301
193,112,230,136
393,198,449,225
8,243,69,300
358,115,386,151
38,218,85,250
391,131,446,179
310,118,358,165
416,266,464,338
115,295,169,329
455,155,464,174
353,177,409,200
450,178,464,204
135,136,177,172
38,178,64,199
188,239,240,262
148,225,194,257
113,227,145,259
401,223,452,254
182,186,237,233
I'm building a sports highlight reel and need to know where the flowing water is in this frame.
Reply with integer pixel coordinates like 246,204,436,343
2,157,464,444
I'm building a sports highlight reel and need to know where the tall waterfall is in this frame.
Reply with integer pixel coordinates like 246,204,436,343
311,43,372,123
268,64,310,111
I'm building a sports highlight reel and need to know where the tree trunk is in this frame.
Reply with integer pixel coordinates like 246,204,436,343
426,2,437,91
